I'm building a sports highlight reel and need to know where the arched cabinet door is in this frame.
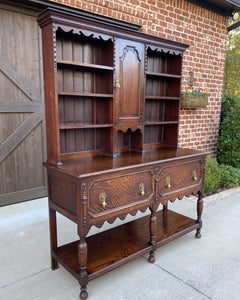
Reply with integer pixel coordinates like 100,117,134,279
114,38,145,127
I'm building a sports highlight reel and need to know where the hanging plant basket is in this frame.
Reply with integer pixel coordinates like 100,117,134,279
181,70,209,109
181,94,209,109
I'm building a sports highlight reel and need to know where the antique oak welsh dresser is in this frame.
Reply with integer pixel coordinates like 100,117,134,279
37,8,209,299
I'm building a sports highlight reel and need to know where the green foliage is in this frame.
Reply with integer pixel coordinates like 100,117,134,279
220,165,240,188
205,156,221,193
217,93,240,168
221,93,240,115
224,27,240,95
205,155,240,193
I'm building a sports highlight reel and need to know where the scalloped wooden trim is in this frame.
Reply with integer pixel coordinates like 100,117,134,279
56,24,113,41
147,44,182,56
159,189,201,206
90,206,149,229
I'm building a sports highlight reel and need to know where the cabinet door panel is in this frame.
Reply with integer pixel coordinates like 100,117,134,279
115,39,145,124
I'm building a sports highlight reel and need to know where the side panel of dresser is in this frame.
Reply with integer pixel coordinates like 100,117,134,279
47,170,79,223
47,155,205,231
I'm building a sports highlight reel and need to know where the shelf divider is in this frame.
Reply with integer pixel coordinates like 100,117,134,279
59,124,114,129
146,71,181,78
58,92,114,98
145,121,179,126
57,60,114,71
145,96,180,100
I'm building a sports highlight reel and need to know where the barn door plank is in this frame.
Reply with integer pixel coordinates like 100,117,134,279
0,187,47,206
0,111,43,164
0,55,41,102
0,101,42,112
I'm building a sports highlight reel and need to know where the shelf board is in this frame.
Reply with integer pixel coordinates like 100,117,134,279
146,71,181,79
145,96,180,100
59,124,113,129
58,92,114,98
145,121,179,126
57,60,114,71
54,210,199,281
60,149,101,160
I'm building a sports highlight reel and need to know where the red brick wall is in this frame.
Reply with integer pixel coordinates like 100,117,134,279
50,0,228,154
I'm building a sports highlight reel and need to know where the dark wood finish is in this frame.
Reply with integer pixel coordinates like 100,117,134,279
58,92,113,97
144,46,182,150
195,191,204,238
54,210,199,280
115,39,145,125
38,8,209,299
57,60,114,71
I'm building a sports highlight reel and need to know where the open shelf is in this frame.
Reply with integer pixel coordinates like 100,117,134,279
57,60,114,71
56,27,113,67
146,47,182,76
145,99,179,124
59,127,113,155
145,96,180,100
146,71,181,79
54,210,198,281
145,78,181,98
59,124,113,129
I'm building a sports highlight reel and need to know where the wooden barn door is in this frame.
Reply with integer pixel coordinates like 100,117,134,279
0,6,47,206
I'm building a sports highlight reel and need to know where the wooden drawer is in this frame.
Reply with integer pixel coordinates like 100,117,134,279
88,170,153,218
158,159,202,198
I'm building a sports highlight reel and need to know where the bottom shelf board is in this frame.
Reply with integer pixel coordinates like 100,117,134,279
54,210,199,281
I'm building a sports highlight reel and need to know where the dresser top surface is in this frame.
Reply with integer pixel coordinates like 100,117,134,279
44,148,209,178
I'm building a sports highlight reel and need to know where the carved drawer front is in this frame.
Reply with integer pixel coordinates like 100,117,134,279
158,159,202,197
88,171,153,217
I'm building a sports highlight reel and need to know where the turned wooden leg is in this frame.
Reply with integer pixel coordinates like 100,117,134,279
49,207,58,270
78,237,88,300
195,192,203,239
163,203,168,211
148,208,157,263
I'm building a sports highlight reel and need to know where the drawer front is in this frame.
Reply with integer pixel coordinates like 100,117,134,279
158,159,202,197
88,171,153,217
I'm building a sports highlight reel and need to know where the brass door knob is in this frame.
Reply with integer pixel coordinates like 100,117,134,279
139,183,145,196
99,192,107,208
115,79,120,88
166,177,171,188
192,170,197,181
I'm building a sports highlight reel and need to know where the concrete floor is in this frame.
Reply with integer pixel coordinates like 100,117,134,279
0,191,240,300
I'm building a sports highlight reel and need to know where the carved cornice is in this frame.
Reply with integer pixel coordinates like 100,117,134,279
56,25,113,42
147,45,182,56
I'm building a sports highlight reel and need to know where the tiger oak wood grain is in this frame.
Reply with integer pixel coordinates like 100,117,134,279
38,8,209,300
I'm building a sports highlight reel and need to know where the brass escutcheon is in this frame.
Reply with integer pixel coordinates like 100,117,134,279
166,177,171,188
139,183,145,196
192,170,197,181
99,192,107,208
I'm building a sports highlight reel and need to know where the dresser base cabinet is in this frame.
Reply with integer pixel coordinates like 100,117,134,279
45,149,207,300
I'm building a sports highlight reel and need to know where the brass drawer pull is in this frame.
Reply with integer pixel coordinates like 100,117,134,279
99,192,107,208
166,177,171,188
192,170,197,181
139,183,145,196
